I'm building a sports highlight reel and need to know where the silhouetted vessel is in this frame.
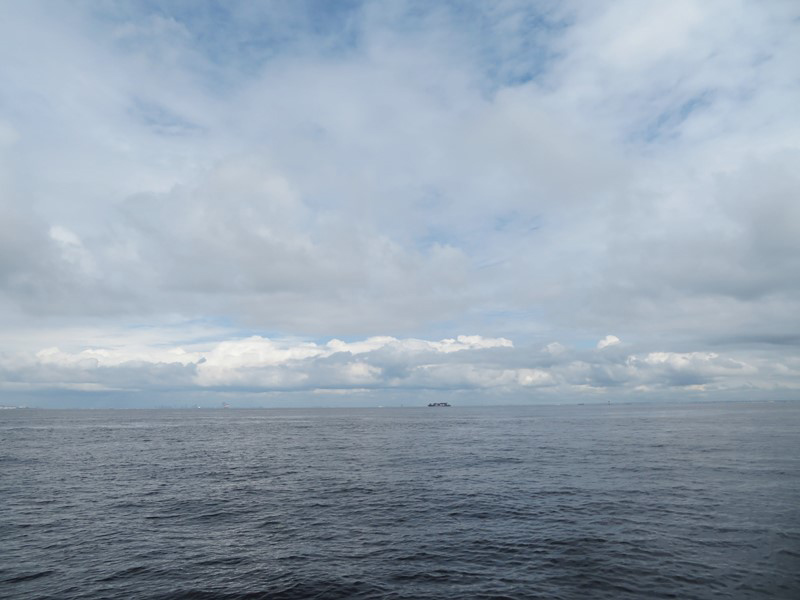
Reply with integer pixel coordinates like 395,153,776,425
428,402,451,407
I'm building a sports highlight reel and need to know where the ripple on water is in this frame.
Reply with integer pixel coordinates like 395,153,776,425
2,403,799,599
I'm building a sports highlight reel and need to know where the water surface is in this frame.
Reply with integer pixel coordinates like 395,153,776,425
2,402,799,599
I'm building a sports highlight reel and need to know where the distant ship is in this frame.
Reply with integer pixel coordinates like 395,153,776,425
428,402,451,407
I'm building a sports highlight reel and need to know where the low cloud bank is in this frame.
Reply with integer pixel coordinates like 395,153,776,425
1,334,797,405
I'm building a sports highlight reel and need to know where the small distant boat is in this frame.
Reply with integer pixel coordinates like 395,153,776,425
427,402,451,407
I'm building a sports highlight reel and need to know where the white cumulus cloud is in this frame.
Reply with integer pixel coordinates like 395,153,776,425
597,335,621,349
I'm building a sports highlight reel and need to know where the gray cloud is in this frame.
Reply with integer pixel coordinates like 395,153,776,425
2,335,796,408
0,1,798,405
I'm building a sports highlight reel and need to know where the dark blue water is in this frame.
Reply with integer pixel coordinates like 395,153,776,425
2,402,799,599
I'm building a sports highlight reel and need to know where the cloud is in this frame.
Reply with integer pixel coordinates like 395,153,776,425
597,335,620,350
0,1,798,405
2,332,796,407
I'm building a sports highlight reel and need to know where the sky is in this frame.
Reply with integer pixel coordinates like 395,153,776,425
1,0,799,407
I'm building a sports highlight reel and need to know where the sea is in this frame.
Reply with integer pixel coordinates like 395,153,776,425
2,402,799,599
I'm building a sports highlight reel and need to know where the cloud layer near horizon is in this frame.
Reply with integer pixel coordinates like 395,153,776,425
1,1,798,405
3,333,797,406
